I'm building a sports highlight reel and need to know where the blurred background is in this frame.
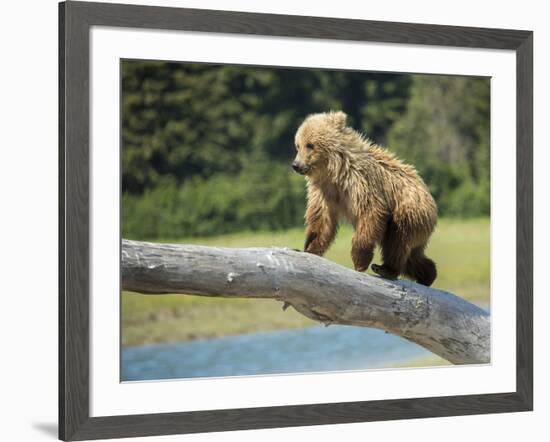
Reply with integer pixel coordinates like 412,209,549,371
121,60,490,381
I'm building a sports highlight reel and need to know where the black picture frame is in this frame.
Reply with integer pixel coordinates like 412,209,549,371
59,1,533,440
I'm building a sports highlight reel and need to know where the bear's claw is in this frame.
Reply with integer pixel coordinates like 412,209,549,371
371,264,398,280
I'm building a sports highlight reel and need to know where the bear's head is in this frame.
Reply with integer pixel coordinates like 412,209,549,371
292,111,348,178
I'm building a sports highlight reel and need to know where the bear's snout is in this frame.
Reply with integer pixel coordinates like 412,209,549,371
292,160,307,175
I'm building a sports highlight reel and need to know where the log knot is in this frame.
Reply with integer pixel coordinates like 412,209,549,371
226,272,239,283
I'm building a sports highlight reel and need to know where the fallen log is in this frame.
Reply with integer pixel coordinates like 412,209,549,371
122,239,490,364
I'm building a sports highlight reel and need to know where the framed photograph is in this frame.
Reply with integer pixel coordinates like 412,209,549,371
59,1,533,440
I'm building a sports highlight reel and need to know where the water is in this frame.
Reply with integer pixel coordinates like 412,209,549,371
122,325,436,381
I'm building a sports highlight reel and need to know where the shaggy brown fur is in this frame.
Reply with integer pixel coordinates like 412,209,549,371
292,111,438,286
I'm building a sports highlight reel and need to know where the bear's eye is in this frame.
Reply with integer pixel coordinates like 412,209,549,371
306,143,314,150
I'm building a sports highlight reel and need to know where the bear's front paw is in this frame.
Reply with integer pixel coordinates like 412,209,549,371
304,232,318,252
371,264,398,280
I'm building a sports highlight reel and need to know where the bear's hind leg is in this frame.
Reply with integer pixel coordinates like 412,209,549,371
351,241,375,273
405,246,437,286
352,214,385,272
372,223,410,280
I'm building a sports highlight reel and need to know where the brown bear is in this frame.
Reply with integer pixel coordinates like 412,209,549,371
292,111,438,286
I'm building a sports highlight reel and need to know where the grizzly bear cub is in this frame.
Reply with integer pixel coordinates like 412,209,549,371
292,111,437,286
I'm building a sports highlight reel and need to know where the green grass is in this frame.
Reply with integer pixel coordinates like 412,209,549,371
122,217,490,346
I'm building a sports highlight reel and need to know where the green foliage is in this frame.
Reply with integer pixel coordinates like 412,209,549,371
387,75,490,216
122,61,490,239
123,158,306,239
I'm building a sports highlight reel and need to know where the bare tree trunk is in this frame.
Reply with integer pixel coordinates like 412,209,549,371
122,239,490,365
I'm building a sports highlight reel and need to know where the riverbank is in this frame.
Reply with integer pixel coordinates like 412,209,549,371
122,325,452,381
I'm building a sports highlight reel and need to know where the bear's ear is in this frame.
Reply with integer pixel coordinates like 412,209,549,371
329,111,347,130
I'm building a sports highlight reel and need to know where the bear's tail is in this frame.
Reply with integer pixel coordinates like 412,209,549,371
405,247,437,287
